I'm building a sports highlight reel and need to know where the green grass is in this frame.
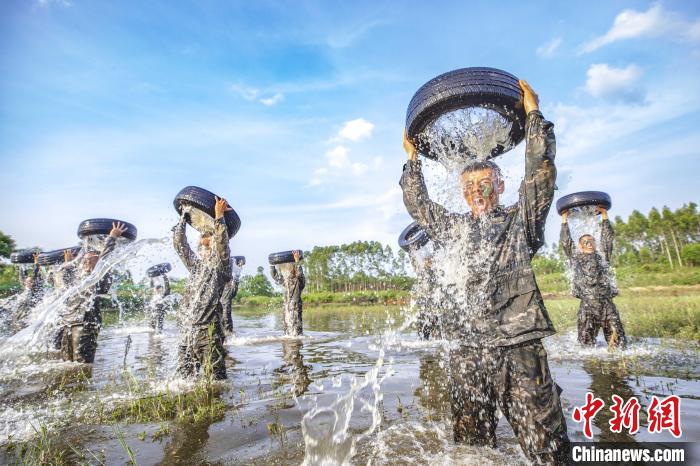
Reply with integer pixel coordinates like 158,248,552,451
545,293,700,341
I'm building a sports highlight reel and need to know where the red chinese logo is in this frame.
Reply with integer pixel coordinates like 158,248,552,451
573,393,682,439
572,392,605,439
648,395,682,438
609,394,640,434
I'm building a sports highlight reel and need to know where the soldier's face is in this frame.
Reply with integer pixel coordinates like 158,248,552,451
199,234,211,250
461,168,504,217
83,252,99,272
579,235,596,254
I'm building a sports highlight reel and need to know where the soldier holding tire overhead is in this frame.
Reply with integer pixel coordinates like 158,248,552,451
401,73,569,463
269,250,305,337
146,263,172,333
59,220,133,363
172,186,240,380
558,191,626,349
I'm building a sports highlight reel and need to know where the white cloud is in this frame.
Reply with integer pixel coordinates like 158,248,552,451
580,3,700,53
584,63,644,102
326,145,349,168
229,84,284,106
536,37,562,58
338,118,374,141
260,93,284,106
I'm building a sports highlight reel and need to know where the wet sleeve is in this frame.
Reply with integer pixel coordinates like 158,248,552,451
172,217,198,272
29,263,44,295
600,219,614,263
230,276,239,299
518,110,557,253
560,222,575,259
214,217,232,280
163,275,171,296
270,266,283,285
99,236,117,260
297,266,305,291
399,159,449,238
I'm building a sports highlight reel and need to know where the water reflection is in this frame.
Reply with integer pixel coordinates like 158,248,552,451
274,340,312,397
582,359,638,442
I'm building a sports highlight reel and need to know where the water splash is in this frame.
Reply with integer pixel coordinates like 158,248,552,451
417,107,514,169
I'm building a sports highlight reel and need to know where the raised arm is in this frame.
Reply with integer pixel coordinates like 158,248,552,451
399,132,451,239
297,265,306,291
559,211,575,259
28,255,44,295
172,215,198,272
517,80,557,254
599,208,614,262
270,265,284,285
162,275,171,296
213,197,233,281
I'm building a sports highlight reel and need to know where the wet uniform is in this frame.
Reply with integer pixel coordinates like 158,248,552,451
51,259,79,349
561,219,626,348
270,264,305,337
148,275,171,333
59,237,116,363
410,253,440,340
400,110,569,464
173,216,231,380
10,263,45,332
220,265,240,335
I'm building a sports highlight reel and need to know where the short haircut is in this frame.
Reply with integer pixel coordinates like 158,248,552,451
579,234,594,243
461,160,502,180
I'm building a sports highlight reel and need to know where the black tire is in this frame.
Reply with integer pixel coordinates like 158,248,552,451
10,249,40,264
37,247,82,266
406,67,526,159
233,256,246,266
398,222,430,252
147,262,172,278
173,186,241,238
77,218,138,241
556,191,612,215
268,250,303,265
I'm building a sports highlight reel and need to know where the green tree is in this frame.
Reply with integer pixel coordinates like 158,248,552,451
0,230,16,259
681,244,700,266
238,266,276,297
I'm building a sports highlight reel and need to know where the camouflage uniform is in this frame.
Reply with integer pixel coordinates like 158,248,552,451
270,264,305,336
560,219,626,348
220,266,240,335
52,260,79,350
148,274,171,333
410,253,440,340
59,237,116,363
173,216,231,380
400,110,569,464
10,263,45,332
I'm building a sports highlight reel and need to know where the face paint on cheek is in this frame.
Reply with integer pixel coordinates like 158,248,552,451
480,183,494,198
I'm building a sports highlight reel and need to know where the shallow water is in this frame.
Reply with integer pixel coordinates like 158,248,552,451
0,305,698,465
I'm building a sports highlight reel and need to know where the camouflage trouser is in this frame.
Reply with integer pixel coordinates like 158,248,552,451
283,301,303,337
149,303,166,333
60,324,100,363
449,339,569,465
577,298,626,349
177,322,227,380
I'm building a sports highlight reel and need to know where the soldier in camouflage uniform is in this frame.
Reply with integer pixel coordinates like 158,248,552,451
10,253,45,332
173,197,232,380
270,250,305,337
400,81,569,464
59,223,127,363
221,257,244,335
52,248,80,349
560,208,626,349
148,273,171,333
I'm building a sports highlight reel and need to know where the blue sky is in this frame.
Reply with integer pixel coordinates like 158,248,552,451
1,0,699,274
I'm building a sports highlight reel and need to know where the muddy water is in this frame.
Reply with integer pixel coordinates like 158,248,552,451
1,305,698,465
